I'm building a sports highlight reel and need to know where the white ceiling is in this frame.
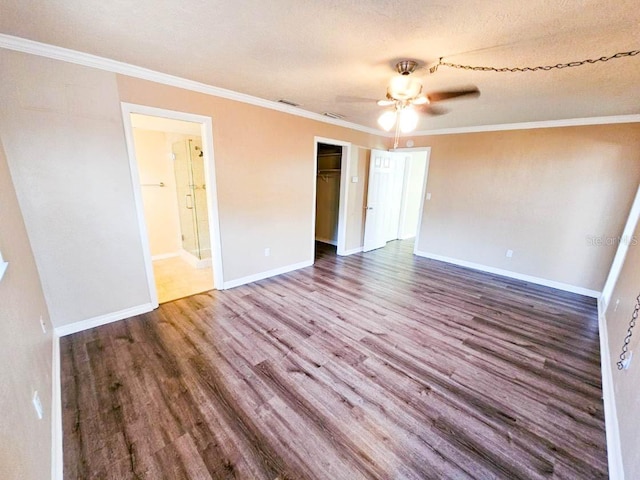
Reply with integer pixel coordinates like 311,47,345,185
1,0,639,131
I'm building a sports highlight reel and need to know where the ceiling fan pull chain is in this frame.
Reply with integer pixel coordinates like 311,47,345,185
430,50,639,74
617,293,639,370
428,58,443,74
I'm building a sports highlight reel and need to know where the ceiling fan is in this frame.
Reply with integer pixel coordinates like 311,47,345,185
377,60,480,135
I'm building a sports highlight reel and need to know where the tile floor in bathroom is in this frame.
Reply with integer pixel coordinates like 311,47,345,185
152,255,214,303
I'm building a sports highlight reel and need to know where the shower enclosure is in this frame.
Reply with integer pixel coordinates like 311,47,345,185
172,137,211,267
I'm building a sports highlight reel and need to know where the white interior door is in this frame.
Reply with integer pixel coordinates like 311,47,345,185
363,149,393,252
385,155,406,241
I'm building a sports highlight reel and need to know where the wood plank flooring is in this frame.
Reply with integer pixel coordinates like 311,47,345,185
61,240,607,479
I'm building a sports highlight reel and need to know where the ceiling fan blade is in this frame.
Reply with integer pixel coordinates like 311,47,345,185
377,99,395,106
416,104,449,116
426,87,480,103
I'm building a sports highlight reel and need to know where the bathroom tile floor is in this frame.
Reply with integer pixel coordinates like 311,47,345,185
153,255,214,303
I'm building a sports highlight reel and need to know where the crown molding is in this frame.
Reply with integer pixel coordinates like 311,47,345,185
1,34,638,139
409,114,640,137
0,34,382,136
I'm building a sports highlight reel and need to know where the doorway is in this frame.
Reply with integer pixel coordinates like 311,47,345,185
313,137,351,257
363,148,430,253
122,104,224,307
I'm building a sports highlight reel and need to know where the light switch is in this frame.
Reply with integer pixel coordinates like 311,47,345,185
351,176,358,183
426,193,432,200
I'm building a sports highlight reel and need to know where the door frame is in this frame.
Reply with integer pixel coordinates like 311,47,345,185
391,147,431,255
121,102,224,308
313,137,352,256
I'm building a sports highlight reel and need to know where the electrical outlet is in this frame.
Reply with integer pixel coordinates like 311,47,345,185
39,315,47,334
622,351,633,370
506,249,514,258
32,391,43,420
426,193,432,200
264,247,270,257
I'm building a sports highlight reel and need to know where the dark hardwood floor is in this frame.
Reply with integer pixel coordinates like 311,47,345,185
61,240,607,479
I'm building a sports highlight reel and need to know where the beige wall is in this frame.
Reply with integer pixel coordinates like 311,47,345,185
133,129,182,257
0,50,151,328
411,124,640,291
0,48,386,329
605,219,640,479
117,75,387,281
0,139,53,479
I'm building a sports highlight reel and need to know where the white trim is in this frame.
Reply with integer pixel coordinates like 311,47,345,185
389,146,432,152
180,249,212,269
313,137,352,257
51,334,63,480
2,35,635,139
399,148,431,255
0,260,7,282
121,106,160,309
223,260,313,289
120,103,225,295
410,115,640,137
414,250,601,298
396,154,411,240
198,115,225,288
315,238,338,246
54,303,154,336
598,308,625,480
601,184,640,307
0,34,380,136
343,246,364,255
151,252,181,261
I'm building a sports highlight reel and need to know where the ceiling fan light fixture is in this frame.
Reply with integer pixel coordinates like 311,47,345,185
411,95,428,105
378,110,397,131
399,107,418,133
388,75,422,100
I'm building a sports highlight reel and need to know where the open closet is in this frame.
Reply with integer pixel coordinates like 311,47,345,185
315,143,343,246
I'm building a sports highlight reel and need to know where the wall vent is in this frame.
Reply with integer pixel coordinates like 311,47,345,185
322,112,345,119
277,99,300,107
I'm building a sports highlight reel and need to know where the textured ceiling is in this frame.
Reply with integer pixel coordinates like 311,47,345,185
1,0,639,131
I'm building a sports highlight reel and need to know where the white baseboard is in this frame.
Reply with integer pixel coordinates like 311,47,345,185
341,246,364,256
180,249,212,269
598,308,625,479
54,303,155,337
223,260,313,289
151,252,180,261
315,237,338,246
414,250,601,298
51,334,63,480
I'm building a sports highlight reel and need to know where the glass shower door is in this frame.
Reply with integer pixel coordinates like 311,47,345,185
172,138,211,262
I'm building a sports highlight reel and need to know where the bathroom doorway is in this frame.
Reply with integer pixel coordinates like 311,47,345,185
122,104,224,306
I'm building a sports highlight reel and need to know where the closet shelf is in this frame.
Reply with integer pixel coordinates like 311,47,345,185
317,169,341,174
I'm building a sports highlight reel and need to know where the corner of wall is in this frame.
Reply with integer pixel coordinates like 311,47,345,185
51,334,63,480
597,304,625,480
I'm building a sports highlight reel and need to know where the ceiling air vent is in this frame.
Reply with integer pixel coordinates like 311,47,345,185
322,112,345,119
277,99,300,107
